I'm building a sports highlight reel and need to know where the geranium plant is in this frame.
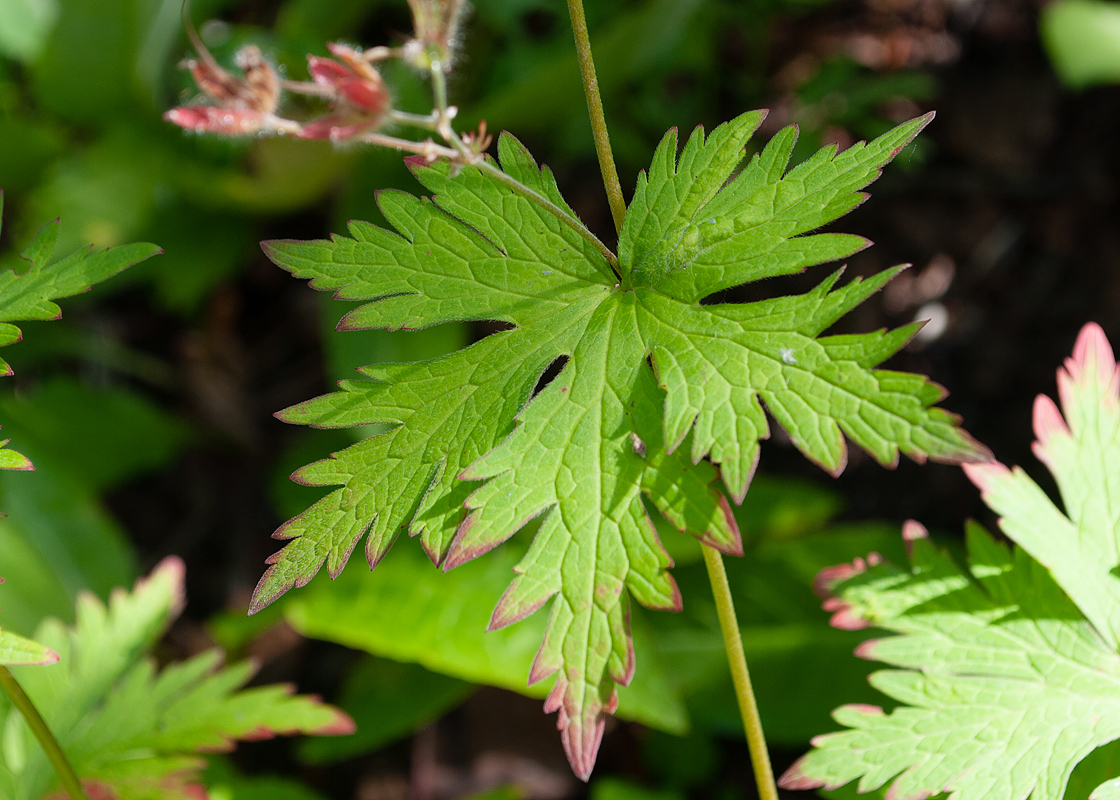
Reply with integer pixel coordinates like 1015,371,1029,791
166,0,989,795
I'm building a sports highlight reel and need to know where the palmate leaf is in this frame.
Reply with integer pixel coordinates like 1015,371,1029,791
1,559,352,800
0,192,160,468
781,323,1120,800
255,110,986,778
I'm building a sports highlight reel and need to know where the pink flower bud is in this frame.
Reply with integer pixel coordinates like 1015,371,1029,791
307,57,387,114
164,106,265,135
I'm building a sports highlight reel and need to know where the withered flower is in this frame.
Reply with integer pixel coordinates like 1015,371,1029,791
461,120,492,155
165,27,291,136
298,42,391,141
405,0,468,68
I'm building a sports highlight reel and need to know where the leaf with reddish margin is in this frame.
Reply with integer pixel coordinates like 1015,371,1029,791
783,322,1120,800
256,113,986,780
3,558,352,800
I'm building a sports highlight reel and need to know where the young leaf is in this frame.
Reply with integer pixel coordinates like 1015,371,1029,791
781,322,1120,800
257,112,986,778
2,558,352,800
0,193,161,467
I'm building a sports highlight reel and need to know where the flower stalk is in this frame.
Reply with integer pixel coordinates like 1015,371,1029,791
565,0,626,236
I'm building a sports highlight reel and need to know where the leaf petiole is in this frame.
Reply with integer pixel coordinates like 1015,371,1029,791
472,159,620,273
0,666,89,800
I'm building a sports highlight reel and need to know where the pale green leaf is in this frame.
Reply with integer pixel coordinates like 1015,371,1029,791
1041,0,1120,89
782,523,1120,800
259,116,985,778
782,324,1120,800
1094,778,1120,800
965,323,1120,648
0,0,58,62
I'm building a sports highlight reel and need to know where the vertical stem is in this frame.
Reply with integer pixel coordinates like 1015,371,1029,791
0,666,89,800
566,0,626,236
701,546,780,800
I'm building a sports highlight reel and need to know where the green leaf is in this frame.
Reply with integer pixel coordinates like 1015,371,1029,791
258,115,985,778
284,530,690,738
0,443,31,473
2,559,353,800
1041,0,1120,89
298,656,473,764
781,323,1120,800
0,629,56,666
0,378,190,491
0,0,59,62
0,195,159,471
591,777,685,800
0,449,138,635
965,323,1120,648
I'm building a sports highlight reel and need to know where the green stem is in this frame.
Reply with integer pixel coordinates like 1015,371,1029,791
701,546,780,800
566,0,626,236
0,666,88,800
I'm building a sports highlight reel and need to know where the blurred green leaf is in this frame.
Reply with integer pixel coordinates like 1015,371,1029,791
641,729,720,790
321,298,469,386
0,377,190,490
2,559,350,800
467,0,707,156
1067,741,1120,800
591,777,685,800
30,0,134,122
205,757,331,800
138,201,255,312
0,457,137,633
24,126,178,254
0,118,65,192
284,529,691,736
0,0,59,62
298,656,473,763
274,0,388,43
1041,0,1120,88
0,628,56,665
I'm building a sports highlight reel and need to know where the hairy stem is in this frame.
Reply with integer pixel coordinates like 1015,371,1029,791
701,546,780,800
0,667,88,800
566,0,626,235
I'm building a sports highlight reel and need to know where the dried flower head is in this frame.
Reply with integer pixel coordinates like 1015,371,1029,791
166,24,292,135
405,0,468,68
461,120,492,155
299,42,391,141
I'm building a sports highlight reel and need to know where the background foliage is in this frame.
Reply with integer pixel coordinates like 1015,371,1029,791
0,0,1118,797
